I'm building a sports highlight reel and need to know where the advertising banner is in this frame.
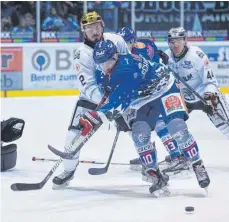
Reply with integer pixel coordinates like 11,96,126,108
1,42,228,92
131,1,229,41
22,44,81,89
1,47,23,90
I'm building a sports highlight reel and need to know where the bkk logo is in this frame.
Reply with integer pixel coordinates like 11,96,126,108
32,50,50,71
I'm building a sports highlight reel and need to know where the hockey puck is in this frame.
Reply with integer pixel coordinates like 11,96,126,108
32,157,35,161
185,206,194,213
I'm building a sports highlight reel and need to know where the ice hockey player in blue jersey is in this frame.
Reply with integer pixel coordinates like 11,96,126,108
75,39,210,194
116,27,187,173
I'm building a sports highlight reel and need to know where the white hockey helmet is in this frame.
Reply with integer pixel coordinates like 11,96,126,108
167,27,187,40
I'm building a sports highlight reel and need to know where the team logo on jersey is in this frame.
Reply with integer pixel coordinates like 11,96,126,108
196,51,205,58
205,59,209,65
162,93,184,115
74,50,80,60
181,88,195,101
75,64,81,72
182,60,193,69
204,58,211,68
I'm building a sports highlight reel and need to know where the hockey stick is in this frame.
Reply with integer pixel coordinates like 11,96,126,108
88,129,120,175
11,95,110,191
11,158,63,191
170,68,229,125
11,121,102,191
32,156,130,166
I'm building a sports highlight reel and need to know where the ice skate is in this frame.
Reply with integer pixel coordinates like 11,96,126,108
144,168,170,196
52,170,75,189
192,159,210,189
162,154,190,176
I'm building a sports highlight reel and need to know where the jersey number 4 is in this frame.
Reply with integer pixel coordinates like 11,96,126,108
207,70,214,80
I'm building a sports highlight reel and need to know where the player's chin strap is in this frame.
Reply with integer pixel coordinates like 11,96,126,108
169,68,229,126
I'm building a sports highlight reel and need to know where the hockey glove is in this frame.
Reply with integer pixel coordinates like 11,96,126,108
78,111,103,136
1,118,25,143
114,115,131,132
157,50,169,65
105,110,130,131
203,92,219,116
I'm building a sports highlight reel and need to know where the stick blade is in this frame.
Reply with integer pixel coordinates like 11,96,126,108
11,183,42,191
48,145,74,159
88,167,107,175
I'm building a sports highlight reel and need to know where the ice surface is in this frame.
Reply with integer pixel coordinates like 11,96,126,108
1,96,229,222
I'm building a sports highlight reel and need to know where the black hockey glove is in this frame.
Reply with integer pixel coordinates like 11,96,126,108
1,118,25,143
105,110,130,131
157,50,169,65
114,115,131,132
203,92,219,116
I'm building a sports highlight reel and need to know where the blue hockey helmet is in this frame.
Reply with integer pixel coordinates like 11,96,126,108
93,40,117,64
116,27,136,43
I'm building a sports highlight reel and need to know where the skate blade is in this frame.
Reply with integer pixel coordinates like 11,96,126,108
52,181,70,190
151,186,170,197
129,164,142,171
163,167,191,176
142,175,170,186
168,169,191,179
204,187,209,195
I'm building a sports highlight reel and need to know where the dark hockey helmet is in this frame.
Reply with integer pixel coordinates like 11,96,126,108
93,40,117,64
116,27,136,43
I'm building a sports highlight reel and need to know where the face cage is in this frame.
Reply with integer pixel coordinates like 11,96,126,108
81,20,105,33
168,37,187,50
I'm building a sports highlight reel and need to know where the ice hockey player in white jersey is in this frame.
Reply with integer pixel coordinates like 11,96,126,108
165,27,229,140
52,11,129,189
162,27,229,168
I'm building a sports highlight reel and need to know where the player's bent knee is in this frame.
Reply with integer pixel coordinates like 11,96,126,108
132,121,151,146
167,118,187,136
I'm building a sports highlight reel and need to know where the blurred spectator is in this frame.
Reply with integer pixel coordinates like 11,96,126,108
25,12,35,27
41,1,81,32
41,7,64,31
1,16,12,32
1,1,36,32
11,16,34,33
